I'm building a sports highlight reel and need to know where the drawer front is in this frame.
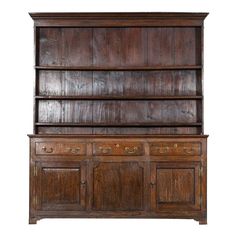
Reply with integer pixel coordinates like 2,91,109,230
149,142,201,156
93,142,144,156
35,142,86,155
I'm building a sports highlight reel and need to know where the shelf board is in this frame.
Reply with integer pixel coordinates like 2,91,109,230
35,65,202,71
35,122,202,127
35,95,203,100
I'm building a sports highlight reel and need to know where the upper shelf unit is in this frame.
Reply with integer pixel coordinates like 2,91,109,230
32,12,207,135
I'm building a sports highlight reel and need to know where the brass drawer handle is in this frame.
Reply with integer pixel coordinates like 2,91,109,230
66,147,81,154
42,146,53,153
183,147,195,155
124,146,138,154
159,147,169,154
157,146,169,154
99,147,112,154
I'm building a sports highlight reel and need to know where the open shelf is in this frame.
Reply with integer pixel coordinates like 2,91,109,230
35,122,202,127
35,95,203,100
34,24,204,136
35,65,202,71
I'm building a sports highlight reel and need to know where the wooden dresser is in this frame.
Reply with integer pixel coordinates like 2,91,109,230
28,12,208,224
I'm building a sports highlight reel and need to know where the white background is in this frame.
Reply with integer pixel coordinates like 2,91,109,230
0,0,235,235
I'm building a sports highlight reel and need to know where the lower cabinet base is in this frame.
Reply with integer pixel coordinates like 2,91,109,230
29,135,207,225
29,217,38,224
29,211,207,224
198,219,207,225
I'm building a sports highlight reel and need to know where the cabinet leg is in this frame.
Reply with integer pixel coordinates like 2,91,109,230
29,217,37,224
199,218,207,225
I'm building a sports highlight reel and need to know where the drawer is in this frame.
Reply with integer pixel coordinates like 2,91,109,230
149,142,201,156
93,142,144,156
35,142,86,155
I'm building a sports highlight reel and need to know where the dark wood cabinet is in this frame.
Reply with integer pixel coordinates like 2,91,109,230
28,12,208,224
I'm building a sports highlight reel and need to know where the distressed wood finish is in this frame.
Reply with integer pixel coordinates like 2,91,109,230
35,20,204,135
93,141,144,156
92,161,145,211
37,100,199,124
38,27,200,67
151,162,201,211
29,12,208,224
29,135,207,223
35,141,86,155
149,142,202,156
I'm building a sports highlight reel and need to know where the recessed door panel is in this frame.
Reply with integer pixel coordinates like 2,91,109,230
92,161,145,211
151,162,201,211
37,162,86,211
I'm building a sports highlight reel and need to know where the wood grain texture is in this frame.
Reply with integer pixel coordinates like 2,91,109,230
148,27,201,65
38,100,61,123
62,28,93,66
29,135,207,224
157,168,195,203
154,163,201,211
37,127,201,135
35,65,202,70
36,24,203,134
92,162,144,210
35,142,86,155
29,12,208,224
41,168,80,207
39,70,199,97
93,71,123,96
93,141,144,156
148,28,174,65
150,142,201,156
38,100,199,124
30,12,208,27
40,166,84,210
93,28,121,66
39,28,92,66
39,28,61,66
38,27,200,67
121,100,198,123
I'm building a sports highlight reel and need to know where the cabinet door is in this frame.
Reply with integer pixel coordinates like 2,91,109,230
151,162,201,211
35,161,86,211
90,161,148,211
